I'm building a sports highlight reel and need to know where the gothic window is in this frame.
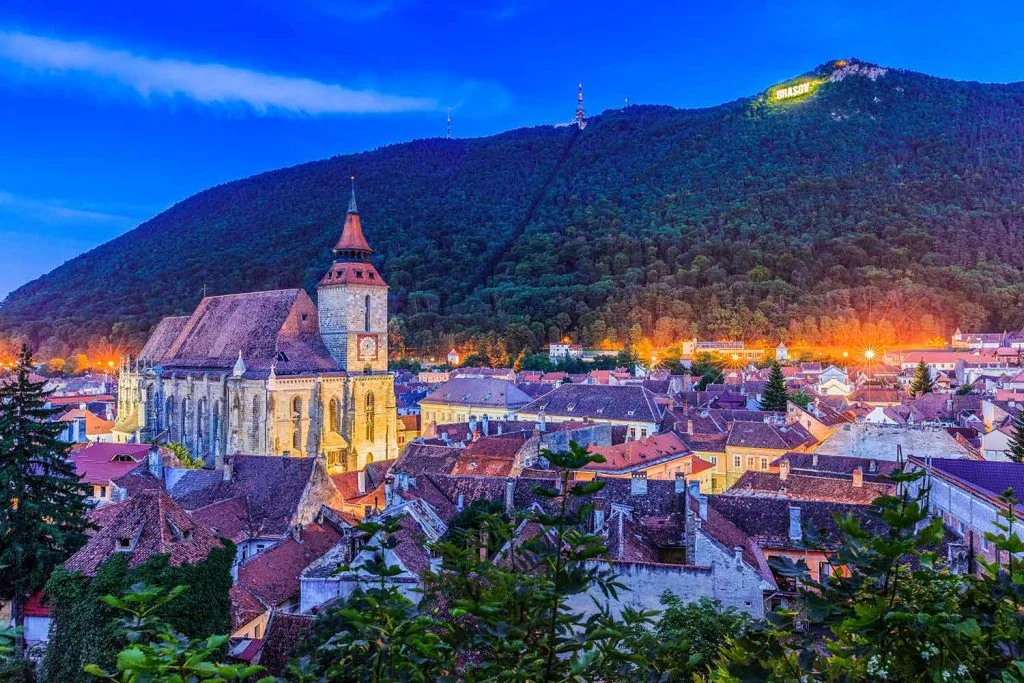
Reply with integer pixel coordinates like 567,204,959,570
180,397,190,441
329,397,341,434
292,397,303,452
365,392,375,442
212,400,222,455
364,295,371,332
197,398,208,455
164,397,174,434
250,396,261,451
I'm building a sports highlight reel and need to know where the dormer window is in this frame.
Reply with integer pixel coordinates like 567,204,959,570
355,270,363,278
112,453,134,462
369,272,375,279
117,538,131,551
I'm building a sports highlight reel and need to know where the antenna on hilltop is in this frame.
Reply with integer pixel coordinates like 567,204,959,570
447,107,452,139
576,82,586,130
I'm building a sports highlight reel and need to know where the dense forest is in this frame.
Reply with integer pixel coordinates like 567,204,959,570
3,59,1024,360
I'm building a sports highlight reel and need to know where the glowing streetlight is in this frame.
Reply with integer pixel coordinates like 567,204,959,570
864,349,876,360
731,354,739,362
842,351,849,359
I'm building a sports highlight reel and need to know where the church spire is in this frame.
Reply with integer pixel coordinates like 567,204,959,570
332,174,372,262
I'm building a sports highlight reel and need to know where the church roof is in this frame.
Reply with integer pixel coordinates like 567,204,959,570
161,289,337,374
139,316,189,363
317,261,387,288
334,208,372,253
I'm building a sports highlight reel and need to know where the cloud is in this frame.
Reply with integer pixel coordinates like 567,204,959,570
0,30,438,115
0,191,135,225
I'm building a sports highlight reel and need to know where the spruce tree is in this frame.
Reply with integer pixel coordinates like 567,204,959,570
1006,410,1024,464
0,345,92,654
910,359,934,396
760,360,789,411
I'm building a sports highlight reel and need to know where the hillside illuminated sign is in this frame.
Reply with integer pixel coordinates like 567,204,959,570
774,81,813,100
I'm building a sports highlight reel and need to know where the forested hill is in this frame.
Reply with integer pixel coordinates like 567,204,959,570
4,59,1024,359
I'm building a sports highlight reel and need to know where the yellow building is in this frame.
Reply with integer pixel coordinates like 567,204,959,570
719,421,817,490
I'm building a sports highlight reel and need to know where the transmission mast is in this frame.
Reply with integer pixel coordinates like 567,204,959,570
575,82,587,130
447,107,452,139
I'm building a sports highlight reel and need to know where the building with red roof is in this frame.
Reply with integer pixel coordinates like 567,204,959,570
69,442,154,502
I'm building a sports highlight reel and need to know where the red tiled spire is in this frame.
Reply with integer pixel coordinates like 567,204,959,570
332,176,372,260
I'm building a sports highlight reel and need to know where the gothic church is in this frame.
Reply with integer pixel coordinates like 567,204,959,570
115,184,397,471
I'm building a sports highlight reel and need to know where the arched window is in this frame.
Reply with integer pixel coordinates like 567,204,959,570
164,397,175,434
365,392,375,442
250,396,261,451
180,397,190,440
292,397,303,452
329,397,341,434
212,400,222,455
364,295,371,332
197,397,208,455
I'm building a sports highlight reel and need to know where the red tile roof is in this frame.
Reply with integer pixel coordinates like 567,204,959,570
63,490,224,576
70,443,150,485
58,408,115,436
587,432,692,472
234,523,342,610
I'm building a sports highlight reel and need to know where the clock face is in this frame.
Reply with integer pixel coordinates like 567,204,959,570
358,335,378,360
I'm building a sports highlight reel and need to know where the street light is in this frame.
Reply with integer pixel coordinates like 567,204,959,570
864,349,876,360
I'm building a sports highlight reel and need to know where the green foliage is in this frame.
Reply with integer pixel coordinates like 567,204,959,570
163,441,203,469
788,390,811,409
711,471,1024,681
42,543,235,683
292,516,455,682
0,345,93,656
691,353,724,390
84,584,273,683
910,358,935,396
1007,410,1024,464
617,595,748,681
8,63,1024,357
760,360,788,411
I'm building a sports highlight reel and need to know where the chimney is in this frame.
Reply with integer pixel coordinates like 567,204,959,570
357,469,367,495
593,497,607,532
687,417,694,434
441,432,451,445
699,495,708,521
364,504,373,518
779,459,790,481
222,461,233,482
811,453,818,467
538,410,547,432
396,471,409,492
733,546,744,563
497,423,503,435
868,458,878,473
630,471,648,496
469,416,477,434
852,467,863,488
504,477,515,515
788,505,802,542
147,444,164,482
482,413,490,436
674,471,687,494
384,476,394,508
291,524,303,543
457,493,465,511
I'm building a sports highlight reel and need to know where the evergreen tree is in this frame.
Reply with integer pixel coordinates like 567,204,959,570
0,345,92,654
910,359,934,395
760,361,789,411
1006,409,1024,464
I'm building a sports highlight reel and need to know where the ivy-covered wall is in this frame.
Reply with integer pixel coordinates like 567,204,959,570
40,542,234,683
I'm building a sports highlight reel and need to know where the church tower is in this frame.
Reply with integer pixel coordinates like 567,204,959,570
317,178,389,373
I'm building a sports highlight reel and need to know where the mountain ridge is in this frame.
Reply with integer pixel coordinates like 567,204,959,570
4,58,1024,360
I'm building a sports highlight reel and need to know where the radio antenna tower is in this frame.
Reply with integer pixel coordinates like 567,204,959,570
446,107,452,139
575,82,586,130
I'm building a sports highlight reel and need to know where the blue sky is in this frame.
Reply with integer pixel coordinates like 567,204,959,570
0,0,1022,298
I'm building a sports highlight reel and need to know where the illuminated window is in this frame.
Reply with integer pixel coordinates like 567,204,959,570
733,455,741,469
329,397,341,433
365,392,375,441
364,295,371,332
760,457,768,470
292,397,303,451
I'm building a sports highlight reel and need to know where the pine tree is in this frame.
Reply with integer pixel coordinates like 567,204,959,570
910,359,934,396
1006,410,1024,464
760,360,789,411
0,345,92,654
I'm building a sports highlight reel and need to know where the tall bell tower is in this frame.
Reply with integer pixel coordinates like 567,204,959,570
317,178,389,373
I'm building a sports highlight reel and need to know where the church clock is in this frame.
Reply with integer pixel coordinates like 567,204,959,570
358,334,378,361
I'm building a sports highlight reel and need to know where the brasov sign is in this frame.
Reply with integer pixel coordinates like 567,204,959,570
774,81,812,100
